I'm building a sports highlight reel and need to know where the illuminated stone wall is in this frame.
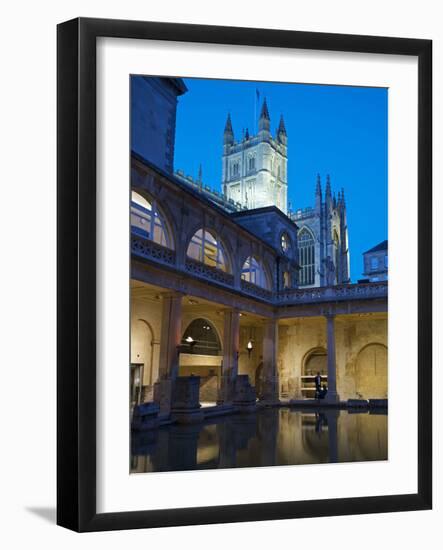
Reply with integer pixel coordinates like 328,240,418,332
131,285,387,405
278,314,388,401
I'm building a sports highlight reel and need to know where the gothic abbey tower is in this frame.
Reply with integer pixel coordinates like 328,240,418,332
222,99,288,213
221,98,350,288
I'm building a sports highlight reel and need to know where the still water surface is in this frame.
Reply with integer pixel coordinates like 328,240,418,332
131,407,387,473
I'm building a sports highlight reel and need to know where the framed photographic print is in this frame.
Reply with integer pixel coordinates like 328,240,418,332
57,17,432,532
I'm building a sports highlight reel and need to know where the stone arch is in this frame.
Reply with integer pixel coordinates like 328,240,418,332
302,347,327,376
300,347,328,399
185,226,233,273
240,254,272,289
131,187,177,250
180,318,223,403
355,343,388,399
181,318,222,356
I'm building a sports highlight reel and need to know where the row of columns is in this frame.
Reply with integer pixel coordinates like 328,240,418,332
153,291,339,414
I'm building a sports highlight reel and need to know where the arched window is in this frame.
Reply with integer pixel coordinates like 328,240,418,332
280,232,291,254
241,256,270,289
181,318,221,356
131,190,172,249
298,227,315,286
187,228,229,272
333,230,340,283
248,155,255,172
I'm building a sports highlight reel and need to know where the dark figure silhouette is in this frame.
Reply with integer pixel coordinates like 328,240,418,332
318,385,328,400
314,372,322,399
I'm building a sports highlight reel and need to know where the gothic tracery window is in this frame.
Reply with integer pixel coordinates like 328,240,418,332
187,228,229,272
131,190,172,248
298,227,315,286
241,256,270,289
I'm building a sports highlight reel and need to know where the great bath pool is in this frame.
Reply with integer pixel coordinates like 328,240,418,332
131,406,387,473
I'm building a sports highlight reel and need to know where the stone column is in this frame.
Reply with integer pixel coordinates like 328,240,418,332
219,308,240,404
325,314,340,403
261,318,279,404
154,292,183,414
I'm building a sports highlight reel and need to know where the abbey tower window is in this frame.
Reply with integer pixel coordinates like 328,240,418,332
298,227,315,286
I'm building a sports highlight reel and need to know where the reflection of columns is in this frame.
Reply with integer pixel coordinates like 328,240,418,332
261,318,279,403
325,314,340,403
154,292,183,414
326,410,339,463
167,425,201,471
219,308,240,403
217,421,237,468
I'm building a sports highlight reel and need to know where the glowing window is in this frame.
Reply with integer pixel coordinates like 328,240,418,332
241,256,270,289
281,232,291,254
298,228,315,286
131,191,172,248
187,229,228,272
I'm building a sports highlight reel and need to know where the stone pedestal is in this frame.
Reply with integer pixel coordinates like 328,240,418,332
171,376,204,424
233,375,257,413
131,401,160,431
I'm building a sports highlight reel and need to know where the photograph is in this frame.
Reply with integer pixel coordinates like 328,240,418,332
129,75,388,474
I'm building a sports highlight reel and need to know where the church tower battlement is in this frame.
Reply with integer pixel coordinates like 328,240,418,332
222,99,288,214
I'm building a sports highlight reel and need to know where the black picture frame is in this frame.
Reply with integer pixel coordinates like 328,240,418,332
57,17,432,532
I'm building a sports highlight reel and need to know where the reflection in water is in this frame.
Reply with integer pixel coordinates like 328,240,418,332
131,407,388,473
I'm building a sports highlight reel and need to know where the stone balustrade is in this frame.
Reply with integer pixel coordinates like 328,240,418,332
185,257,235,287
240,279,274,301
278,282,388,304
131,230,387,306
131,234,176,266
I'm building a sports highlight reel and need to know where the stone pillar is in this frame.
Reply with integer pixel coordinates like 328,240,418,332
219,308,240,404
261,318,279,404
154,292,183,414
325,314,340,403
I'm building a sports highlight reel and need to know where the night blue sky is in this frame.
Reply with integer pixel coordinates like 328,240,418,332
174,78,388,282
